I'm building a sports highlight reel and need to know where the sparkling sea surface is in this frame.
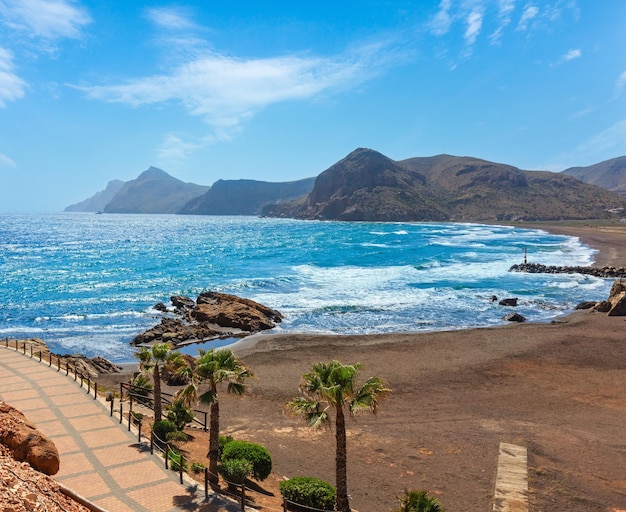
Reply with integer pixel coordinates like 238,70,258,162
0,213,611,362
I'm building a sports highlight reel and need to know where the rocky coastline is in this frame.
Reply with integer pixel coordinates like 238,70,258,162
509,262,626,278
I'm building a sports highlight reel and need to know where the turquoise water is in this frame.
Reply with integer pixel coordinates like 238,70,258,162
0,213,611,362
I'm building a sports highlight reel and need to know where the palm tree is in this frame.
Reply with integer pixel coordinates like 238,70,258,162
190,348,253,485
135,342,173,422
287,360,391,512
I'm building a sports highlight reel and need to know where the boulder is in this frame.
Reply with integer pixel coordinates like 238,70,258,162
0,402,60,475
575,301,597,310
502,312,526,322
594,301,612,313
607,279,626,316
499,298,518,307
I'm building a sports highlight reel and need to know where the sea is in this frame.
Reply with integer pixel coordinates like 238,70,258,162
0,213,612,363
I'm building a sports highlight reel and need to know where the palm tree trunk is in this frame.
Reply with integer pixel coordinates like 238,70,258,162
207,396,220,485
335,405,351,512
153,364,162,422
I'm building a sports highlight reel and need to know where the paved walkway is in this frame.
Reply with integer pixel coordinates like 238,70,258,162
0,345,239,512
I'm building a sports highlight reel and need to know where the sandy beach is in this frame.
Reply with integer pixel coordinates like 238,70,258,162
101,221,626,511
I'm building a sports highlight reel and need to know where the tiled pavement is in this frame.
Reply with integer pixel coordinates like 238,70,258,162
0,345,241,512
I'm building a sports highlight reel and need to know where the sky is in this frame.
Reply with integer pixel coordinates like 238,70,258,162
0,0,625,212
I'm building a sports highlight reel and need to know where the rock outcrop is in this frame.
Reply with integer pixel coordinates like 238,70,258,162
574,278,626,316
0,402,60,475
132,292,282,347
605,279,626,316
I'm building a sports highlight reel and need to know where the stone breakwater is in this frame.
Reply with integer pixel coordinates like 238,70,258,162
509,263,626,278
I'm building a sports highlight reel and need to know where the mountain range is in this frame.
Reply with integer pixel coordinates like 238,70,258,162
65,149,626,222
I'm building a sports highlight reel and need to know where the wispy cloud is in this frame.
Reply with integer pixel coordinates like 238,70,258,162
576,118,626,156
156,133,213,163
431,0,454,36
464,7,484,49
551,48,581,66
0,0,91,42
77,42,397,139
144,6,197,31
490,0,517,44
517,5,539,31
0,48,26,107
0,151,17,169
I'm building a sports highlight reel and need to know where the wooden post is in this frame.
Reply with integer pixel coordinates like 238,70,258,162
179,453,184,484
150,431,154,455
165,444,170,470
30,345,33,358
283,497,288,512
204,468,209,500
137,419,142,443
119,402,123,424
94,382,97,400
240,485,246,511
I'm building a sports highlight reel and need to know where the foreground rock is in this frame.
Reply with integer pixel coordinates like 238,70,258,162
574,278,626,316
132,291,282,347
0,402,60,475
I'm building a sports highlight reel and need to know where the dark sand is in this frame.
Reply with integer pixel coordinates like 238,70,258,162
98,222,626,512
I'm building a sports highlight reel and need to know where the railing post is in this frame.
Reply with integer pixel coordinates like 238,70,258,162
49,352,52,367
94,382,97,400
119,401,123,424
138,419,142,443
74,365,77,381
39,351,42,363
165,443,170,470
150,431,154,455
22,342,26,355
30,345,33,358
110,395,114,416
66,361,69,376
205,467,209,499
56,356,60,371
283,497,288,512
204,411,208,431
179,453,184,484
240,484,246,511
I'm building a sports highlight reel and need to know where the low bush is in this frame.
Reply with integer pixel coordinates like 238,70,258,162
394,489,444,512
152,419,177,443
279,476,336,511
191,461,206,474
218,458,252,485
221,440,272,481
167,449,188,473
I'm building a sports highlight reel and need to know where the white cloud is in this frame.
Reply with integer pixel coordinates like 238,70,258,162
145,6,196,31
563,49,581,61
431,0,454,36
615,70,626,97
0,151,17,169
0,48,26,107
577,118,626,156
77,43,395,138
490,0,517,44
464,7,484,47
157,134,213,162
517,5,539,31
0,0,91,40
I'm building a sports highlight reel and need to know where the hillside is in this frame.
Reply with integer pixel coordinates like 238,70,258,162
264,148,626,222
179,177,315,215
562,156,626,196
103,167,209,214
64,179,125,212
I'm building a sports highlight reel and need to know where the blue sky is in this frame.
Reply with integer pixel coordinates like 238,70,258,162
0,0,624,212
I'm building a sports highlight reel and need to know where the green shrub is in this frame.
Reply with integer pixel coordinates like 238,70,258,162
394,489,444,512
218,435,234,459
152,419,177,443
167,448,188,472
221,440,272,481
279,476,336,511
218,458,252,485
165,399,195,431
191,461,206,474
